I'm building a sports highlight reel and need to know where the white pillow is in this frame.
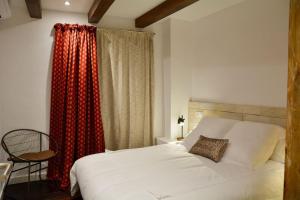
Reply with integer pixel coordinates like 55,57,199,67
270,139,285,163
183,116,239,151
223,121,282,169
270,128,285,163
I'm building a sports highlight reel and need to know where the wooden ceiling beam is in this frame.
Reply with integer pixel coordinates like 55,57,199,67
88,0,115,23
135,0,199,28
25,0,42,19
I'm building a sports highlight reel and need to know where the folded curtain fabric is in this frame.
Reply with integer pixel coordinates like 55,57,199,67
48,23,105,189
97,28,154,150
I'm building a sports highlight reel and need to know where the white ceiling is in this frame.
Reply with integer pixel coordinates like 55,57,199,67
171,0,247,21
10,0,247,22
41,0,94,13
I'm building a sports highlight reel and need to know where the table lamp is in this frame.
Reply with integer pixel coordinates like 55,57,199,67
177,115,185,140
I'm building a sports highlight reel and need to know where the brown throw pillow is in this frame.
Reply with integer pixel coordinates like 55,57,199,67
189,135,229,162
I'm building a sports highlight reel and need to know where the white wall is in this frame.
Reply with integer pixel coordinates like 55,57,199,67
167,0,289,139
0,11,91,180
145,20,170,138
191,0,289,107
145,19,172,138
0,99,2,136
0,0,289,159
169,19,194,138
0,9,166,182
0,9,165,144
0,11,88,137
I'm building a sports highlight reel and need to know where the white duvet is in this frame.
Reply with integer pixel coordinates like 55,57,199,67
70,144,284,200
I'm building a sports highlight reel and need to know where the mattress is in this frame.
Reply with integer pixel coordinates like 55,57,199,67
70,144,284,200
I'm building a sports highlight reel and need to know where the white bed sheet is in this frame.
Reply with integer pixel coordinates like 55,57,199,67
70,144,284,200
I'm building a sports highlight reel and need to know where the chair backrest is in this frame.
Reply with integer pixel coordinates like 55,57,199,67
1,129,50,160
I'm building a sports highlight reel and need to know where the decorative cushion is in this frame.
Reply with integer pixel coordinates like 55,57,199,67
189,135,229,162
183,116,239,151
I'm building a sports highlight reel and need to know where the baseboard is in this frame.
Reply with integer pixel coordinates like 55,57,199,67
9,172,47,185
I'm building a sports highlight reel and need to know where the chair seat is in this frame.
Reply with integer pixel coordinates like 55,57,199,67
15,150,56,162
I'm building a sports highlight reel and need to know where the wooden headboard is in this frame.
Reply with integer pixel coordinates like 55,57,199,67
188,101,287,132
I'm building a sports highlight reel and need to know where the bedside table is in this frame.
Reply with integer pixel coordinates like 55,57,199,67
156,137,183,145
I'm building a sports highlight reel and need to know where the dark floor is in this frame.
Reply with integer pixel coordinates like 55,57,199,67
4,180,82,200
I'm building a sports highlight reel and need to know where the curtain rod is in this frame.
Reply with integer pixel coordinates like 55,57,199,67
97,27,155,35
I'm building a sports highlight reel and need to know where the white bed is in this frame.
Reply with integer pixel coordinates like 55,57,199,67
70,143,284,200
70,101,286,200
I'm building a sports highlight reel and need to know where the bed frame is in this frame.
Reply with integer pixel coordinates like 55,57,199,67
188,100,287,132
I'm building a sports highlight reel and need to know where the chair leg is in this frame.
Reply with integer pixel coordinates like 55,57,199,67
27,162,31,192
6,162,14,186
3,162,16,200
39,162,42,181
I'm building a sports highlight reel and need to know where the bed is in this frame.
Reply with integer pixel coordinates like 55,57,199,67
70,101,286,200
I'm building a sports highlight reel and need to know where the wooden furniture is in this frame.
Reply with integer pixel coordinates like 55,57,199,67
284,0,300,198
156,137,183,145
188,101,287,132
1,129,58,189
0,163,12,200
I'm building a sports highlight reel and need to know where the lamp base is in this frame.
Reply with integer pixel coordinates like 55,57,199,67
176,136,184,141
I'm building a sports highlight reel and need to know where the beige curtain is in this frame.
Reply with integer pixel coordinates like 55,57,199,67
97,28,154,150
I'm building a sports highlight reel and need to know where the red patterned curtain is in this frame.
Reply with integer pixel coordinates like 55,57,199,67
47,23,105,189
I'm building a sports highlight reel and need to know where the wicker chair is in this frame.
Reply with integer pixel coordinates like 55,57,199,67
1,129,58,187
